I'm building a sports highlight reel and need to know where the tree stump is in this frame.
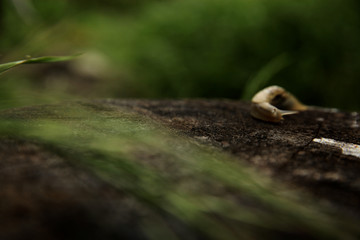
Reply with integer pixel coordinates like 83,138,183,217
0,99,359,240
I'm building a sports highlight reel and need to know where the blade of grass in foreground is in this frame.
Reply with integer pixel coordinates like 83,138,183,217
0,55,79,74
0,104,359,239
242,53,291,100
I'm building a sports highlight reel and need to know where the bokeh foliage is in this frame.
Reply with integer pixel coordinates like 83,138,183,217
1,0,360,110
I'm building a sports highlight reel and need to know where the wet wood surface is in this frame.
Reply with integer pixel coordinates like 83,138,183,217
0,99,359,239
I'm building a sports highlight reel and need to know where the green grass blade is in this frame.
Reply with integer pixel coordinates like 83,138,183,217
242,53,291,100
0,60,27,73
0,55,79,74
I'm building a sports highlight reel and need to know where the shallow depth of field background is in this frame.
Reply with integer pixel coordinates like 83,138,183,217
1,2,360,239
1,0,360,110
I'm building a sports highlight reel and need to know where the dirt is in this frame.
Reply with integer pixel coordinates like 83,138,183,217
0,99,359,239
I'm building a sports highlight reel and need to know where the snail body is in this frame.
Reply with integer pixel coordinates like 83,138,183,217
250,85,307,122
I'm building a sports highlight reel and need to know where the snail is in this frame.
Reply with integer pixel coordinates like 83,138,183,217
250,85,307,122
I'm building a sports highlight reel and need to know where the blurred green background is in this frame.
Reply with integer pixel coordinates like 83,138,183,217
1,0,360,110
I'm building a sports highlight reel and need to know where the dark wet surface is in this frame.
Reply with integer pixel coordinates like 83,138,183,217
102,99,360,217
0,99,359,239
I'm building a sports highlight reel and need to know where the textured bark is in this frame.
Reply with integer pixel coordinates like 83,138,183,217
0,99,359,239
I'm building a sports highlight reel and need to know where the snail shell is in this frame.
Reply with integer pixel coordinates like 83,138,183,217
250,85,307,122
